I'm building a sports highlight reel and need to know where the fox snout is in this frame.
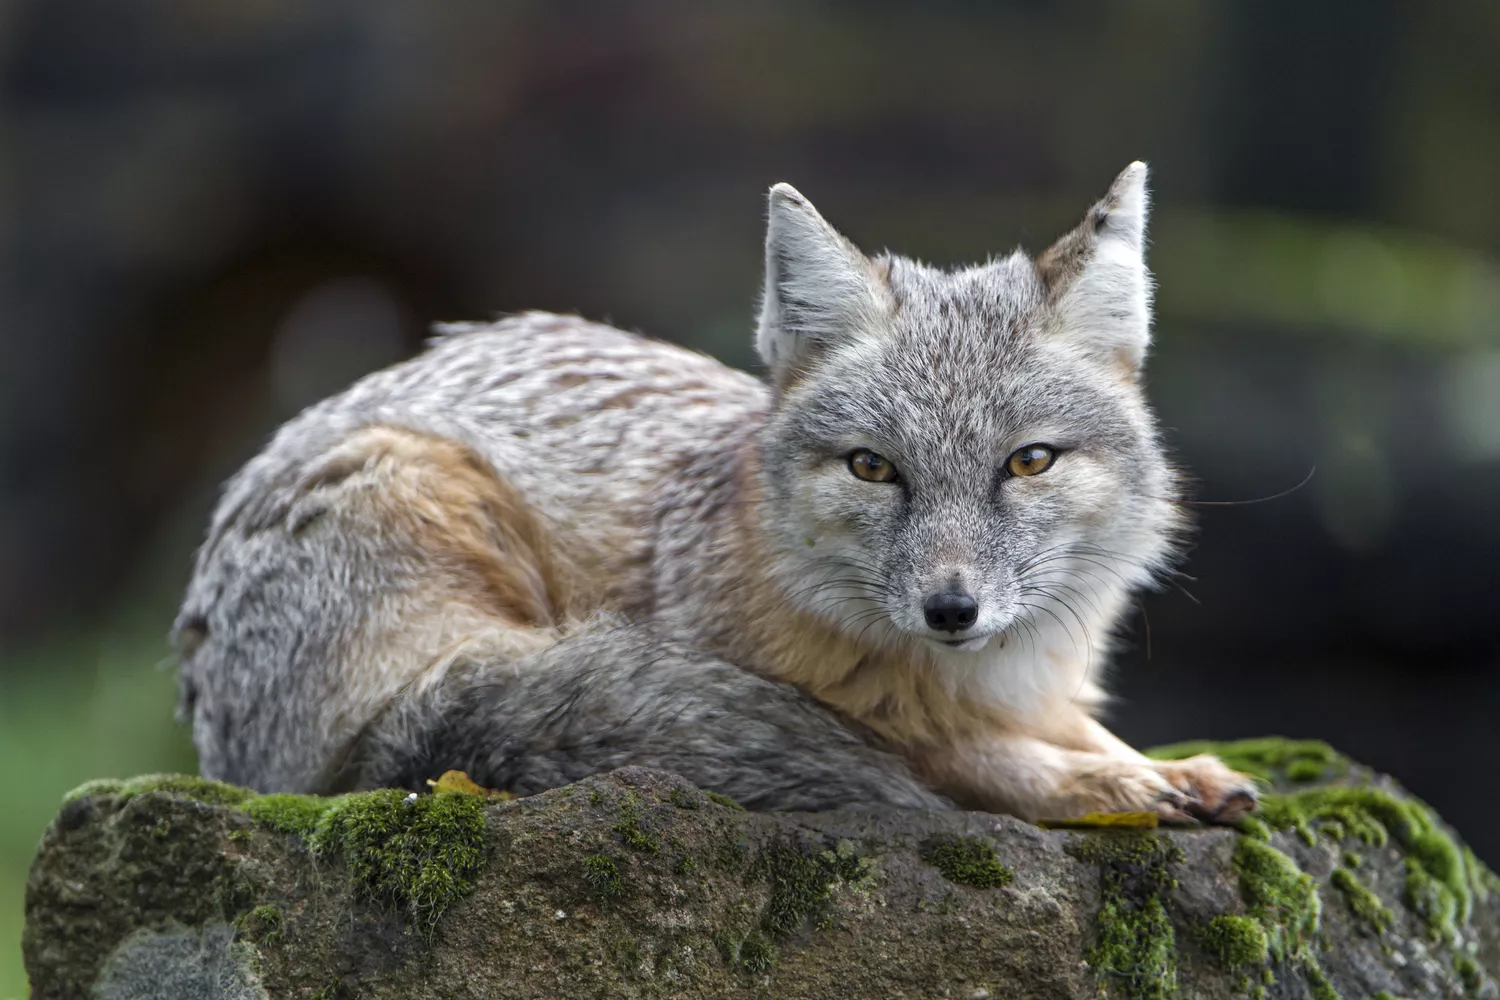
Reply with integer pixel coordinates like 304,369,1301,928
900,565,1005,651
922,589,979,633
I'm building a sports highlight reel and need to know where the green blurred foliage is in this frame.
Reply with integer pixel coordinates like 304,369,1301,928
0,595,197,998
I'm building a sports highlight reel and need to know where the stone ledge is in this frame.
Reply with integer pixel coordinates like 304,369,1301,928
22,741,1500,999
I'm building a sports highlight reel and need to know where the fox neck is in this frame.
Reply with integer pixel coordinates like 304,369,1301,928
674,431,1113,749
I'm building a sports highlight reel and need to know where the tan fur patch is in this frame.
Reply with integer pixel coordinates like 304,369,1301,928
297,425,581,790
313,425,576,627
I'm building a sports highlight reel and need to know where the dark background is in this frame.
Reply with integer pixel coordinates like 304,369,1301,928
3,3,1499,990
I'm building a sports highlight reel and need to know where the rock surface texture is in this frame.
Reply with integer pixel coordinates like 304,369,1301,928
23,741,1500,1000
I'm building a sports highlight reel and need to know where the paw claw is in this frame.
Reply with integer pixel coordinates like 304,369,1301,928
1151,755,1258,826
1157,787,1190,809
1207,786,1259,824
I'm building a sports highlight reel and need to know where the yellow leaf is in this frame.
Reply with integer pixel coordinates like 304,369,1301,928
426,770,515,800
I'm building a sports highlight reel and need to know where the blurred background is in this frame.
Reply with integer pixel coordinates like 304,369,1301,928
3,1,1499,992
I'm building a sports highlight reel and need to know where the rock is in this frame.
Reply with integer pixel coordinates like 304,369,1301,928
22,741,1500,999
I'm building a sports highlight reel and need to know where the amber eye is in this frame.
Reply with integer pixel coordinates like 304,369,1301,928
1006,444,1057,478
848,449,900,483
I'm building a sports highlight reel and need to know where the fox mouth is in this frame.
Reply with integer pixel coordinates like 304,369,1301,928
932,634,993,653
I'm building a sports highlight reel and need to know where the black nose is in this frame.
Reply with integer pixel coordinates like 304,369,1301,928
923,590,979,633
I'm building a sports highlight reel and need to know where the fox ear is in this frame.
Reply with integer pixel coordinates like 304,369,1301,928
1037,162,1153,375
757,183,888,388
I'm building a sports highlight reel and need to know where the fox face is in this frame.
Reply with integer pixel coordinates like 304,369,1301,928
755,166,1182,668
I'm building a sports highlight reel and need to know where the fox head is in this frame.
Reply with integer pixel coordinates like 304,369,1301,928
754,164,1183,690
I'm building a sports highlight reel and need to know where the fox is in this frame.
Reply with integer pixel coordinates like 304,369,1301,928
174,162,1257,822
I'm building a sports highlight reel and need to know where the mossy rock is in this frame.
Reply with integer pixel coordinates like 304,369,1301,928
24,743,1500,999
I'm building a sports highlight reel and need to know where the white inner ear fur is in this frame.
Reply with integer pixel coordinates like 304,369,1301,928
757,182,889,386
1048,162,1154,373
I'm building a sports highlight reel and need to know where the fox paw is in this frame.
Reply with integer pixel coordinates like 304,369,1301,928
1053,756,1257,825
1057,760,1197,823
1150,754,1258,824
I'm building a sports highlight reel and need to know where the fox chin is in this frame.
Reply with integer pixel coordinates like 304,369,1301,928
174,162,1258,824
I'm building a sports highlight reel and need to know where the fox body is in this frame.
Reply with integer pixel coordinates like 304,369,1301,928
176,163,1255,821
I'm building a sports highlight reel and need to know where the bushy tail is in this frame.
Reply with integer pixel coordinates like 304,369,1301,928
345,622,951,812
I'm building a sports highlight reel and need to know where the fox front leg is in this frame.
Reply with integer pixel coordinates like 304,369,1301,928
914,727,1257,824
1036,712,1259,823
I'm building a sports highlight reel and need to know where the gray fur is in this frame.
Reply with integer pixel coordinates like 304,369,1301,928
347,623,950,811
174,164,1228,822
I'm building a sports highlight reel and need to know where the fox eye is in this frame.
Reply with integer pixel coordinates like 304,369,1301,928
848,449,899,483
1006,444,1057,478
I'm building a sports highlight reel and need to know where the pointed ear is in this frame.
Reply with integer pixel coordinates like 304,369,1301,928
757,183,889,388
1037,162,1153,375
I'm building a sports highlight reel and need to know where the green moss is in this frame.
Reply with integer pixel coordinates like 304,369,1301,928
611,794,660,854
713,928,740,963
1233,837,1320,963
1343,851,1362,869
310,977,347,1000
1147,737,1345,785
752,837,872,937
1069,830,1183,875
1462,847,1496,906
1237,815,1273,842
1369,992,1406,1000
73,768,508,949
62,777,126,803
711,926,775,973
1226,835,1341,997
242,793,332,837
605,935,644,974
1330,866,1392,936
309,788,487,939
114,773,258,808
1091,892,1176,1000
1306,961,1339,1000
1287,758,1330,782
669,787,701,810
739,931,777,973
715,838,748,871
583,854,624,900
921,836,1013,889
1198,915,1269,969
1404,857,1458,943
673,854,698,877
1253,783,1475,940
705,791,745,810
1071,832,1182,1000
236,904,285,946
214,861,265,926
1454,953,1483,994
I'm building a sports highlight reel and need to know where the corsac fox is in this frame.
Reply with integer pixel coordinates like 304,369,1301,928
174,162,1257,821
